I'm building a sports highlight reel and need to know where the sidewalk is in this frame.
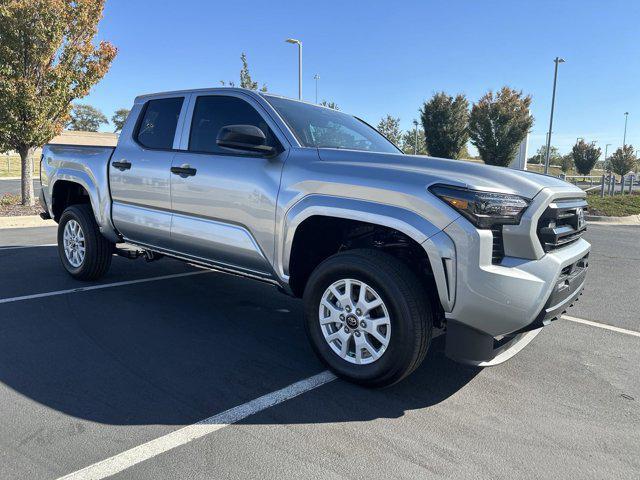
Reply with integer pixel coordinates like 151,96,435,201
587,214,640,225
0,215,55,229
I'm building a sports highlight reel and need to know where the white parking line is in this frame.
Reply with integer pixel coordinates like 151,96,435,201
56,370,337,480
563,315,640,338
0,270,212,305
0,243,56,250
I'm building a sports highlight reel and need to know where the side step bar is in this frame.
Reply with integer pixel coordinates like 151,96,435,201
115,247,163,262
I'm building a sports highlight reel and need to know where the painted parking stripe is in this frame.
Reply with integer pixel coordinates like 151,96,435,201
0,243,57,250
563,315,640,338
0,270,212,305
56,370,337,480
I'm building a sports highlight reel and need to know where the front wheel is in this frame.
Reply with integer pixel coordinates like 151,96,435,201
58,204,113,280
303,249,432,387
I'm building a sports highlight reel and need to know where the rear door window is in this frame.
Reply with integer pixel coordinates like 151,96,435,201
136,97,184,150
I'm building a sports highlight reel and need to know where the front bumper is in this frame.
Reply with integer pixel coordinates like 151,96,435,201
441,215,590,365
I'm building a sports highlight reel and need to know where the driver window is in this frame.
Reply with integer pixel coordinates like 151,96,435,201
189,96,275,154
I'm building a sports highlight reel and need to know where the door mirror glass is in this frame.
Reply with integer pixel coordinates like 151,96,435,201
216,125,274,155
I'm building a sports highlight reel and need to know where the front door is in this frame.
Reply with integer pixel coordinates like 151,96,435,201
168,93,286,277
110,96,186,247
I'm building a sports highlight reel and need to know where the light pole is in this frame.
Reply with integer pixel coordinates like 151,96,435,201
286,38,302,100
544,57,565,175
604,143,611,171
313,74,320,103
413,119,419,155
623,112,629,148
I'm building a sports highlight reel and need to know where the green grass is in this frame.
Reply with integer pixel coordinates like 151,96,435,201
587,191,640,216
0,155,37,177
526,164,565,176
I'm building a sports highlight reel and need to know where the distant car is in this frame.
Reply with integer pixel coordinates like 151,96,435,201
40,88,590,386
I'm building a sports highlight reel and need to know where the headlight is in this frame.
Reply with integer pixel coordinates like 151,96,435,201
429,185,530,228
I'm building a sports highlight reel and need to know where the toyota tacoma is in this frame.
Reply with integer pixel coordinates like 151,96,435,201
40,88,590,386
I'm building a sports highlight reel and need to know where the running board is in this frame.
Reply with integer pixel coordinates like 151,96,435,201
115,247,163,262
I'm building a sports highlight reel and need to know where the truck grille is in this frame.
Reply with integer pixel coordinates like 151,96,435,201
537,198,588,252
491,225,504,264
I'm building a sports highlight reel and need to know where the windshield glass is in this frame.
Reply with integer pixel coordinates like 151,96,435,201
265,95,401,154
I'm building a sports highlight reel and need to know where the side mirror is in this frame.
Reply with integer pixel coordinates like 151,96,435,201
216,125,275,155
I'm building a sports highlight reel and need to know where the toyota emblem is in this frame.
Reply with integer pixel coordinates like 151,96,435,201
576,207,586,230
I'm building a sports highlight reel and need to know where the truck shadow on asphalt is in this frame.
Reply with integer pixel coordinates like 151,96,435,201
0,254,480,427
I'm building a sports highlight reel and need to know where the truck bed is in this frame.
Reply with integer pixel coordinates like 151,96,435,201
40,144,117,238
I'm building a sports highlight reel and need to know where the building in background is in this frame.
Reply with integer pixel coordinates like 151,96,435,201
509,135,529,171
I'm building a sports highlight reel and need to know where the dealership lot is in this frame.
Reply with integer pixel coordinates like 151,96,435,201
0,224,638,480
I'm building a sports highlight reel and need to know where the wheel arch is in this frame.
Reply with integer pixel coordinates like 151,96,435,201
49,171,119,243
279,195,454,317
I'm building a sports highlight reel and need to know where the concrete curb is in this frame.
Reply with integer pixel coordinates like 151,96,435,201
0,215,56,229
586,214,640,225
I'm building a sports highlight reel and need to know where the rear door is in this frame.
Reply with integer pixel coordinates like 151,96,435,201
167,92,287,277
110,95,188,247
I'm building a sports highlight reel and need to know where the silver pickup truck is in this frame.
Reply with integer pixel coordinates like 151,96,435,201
40,88,590,386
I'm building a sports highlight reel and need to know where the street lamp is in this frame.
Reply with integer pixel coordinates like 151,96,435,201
313,74,320,103
286,38,302,100
413,119,419,155
544,57,565,175
604,143,611,170
623,112,629,148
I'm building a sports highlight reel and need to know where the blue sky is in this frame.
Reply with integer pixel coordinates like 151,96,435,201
86,0,639,156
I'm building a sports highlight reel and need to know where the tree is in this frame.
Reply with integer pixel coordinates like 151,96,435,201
0,0,116,205
401,128,427,155
376,115,402,146
528,145,560,165
571,140,601,175
560,154,574,173
319,100,339,110
68,104,108,132
111,108,130,133
221,53,267,92
419,92,469,159
608,145,637,175
469,87,533,167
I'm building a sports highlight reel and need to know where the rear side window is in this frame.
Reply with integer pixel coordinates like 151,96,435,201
136,97,184,150
189,96,276,154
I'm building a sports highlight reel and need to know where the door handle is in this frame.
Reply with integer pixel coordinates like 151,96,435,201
112,160,131,171
171,165,197,177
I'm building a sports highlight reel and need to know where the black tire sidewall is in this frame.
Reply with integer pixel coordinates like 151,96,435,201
57,205,110,279
303,251,428,385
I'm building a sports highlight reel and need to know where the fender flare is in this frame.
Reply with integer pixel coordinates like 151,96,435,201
277,195,457,310
49,170,120,243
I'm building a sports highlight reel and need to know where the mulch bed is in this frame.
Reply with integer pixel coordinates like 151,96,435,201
0,193,43,216
0,204,43,216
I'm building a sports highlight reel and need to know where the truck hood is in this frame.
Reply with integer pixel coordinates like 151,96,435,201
317,149,582,200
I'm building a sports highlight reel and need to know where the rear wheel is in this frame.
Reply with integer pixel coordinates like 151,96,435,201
58,204,113,280
303,249,432,387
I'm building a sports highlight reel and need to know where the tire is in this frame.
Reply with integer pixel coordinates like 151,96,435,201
58,204,113,280
303,249,432,387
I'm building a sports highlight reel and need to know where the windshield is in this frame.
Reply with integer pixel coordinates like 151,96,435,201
265,95,401,154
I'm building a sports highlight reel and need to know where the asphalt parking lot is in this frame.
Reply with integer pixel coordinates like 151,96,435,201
0,224,638,480
0,178,40,197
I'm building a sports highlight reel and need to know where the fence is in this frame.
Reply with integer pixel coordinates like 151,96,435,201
2,155,37,177
560,173,638,197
